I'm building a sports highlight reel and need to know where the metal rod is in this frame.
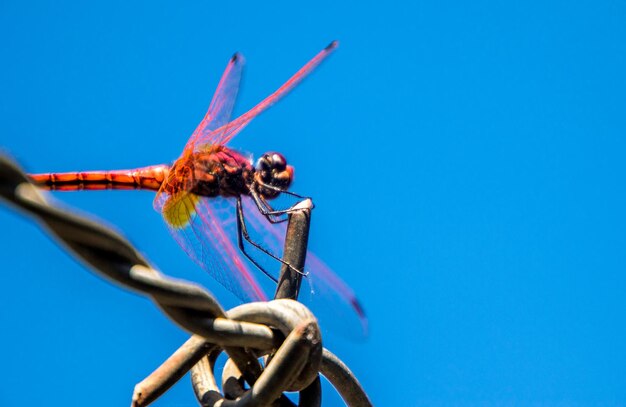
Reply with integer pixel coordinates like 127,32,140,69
274,198,313,300
321,349,373,407
132,336,216,407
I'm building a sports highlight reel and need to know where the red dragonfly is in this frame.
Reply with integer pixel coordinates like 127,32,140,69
30,41,367,337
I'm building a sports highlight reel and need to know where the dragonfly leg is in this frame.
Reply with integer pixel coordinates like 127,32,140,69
235,198,278,283
249,186,314,224
249,190,287,223
236,197,308,280
255,180,310,200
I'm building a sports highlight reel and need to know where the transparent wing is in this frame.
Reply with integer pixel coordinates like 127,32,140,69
240,195,368,339
184,53,245,153
153,190,367,338
154,54,245,223
154,190,267,303
200,41,339,148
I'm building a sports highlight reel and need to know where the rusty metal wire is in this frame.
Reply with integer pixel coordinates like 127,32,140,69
0,154,372,407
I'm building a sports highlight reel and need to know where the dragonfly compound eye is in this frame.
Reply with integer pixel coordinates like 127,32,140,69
254,152,293,199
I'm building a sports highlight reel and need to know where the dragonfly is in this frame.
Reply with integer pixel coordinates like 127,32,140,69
30,41,367,337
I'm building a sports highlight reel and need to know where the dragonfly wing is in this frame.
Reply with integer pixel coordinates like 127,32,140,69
240,195,368,339
201,41,339,147
184,53,245,153
154,54,245,233
155,191,267,303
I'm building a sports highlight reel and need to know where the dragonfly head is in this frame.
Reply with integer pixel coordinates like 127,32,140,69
254,152,293,199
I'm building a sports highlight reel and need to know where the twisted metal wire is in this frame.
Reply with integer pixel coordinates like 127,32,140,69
0,155,372,407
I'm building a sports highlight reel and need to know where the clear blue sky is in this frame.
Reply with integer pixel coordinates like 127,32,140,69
1,1,626,405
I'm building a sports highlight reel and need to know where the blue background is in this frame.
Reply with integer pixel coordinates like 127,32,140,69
1,1,626,405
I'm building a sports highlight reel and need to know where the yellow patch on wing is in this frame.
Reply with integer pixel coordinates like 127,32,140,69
162,193,200,229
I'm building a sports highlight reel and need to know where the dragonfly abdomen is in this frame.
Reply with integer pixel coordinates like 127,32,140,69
30,165,170,192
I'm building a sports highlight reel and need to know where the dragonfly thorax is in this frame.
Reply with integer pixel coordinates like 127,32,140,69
162,146,254,198
163,148,292,200
253,152,294,199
